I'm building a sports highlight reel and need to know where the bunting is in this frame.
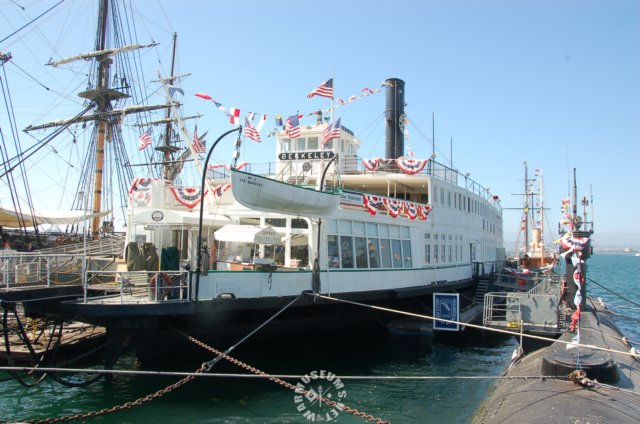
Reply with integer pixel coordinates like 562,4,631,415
362,158,387,171
363,195,383,215
418,204,433,221
404,202,419,220
170,187,207,209
383,198,403,217
396,157,428,175
194,79,390,134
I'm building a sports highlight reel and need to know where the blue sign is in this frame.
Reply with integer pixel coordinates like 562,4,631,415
433,293,460,331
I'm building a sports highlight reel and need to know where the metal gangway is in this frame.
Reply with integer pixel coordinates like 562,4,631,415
483,273,566,335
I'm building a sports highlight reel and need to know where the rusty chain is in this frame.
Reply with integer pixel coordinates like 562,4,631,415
18,365,206,424
185,333,390,424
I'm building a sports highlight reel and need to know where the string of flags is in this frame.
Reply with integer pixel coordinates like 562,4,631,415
137,78,389,152
193,79,390,142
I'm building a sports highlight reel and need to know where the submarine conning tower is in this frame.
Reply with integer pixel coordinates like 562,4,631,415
385,78,405,160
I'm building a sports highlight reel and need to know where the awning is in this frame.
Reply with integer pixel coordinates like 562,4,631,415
214,225,282,245
0,207,110,228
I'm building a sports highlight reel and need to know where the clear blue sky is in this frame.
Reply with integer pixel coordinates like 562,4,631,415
1,0,639,249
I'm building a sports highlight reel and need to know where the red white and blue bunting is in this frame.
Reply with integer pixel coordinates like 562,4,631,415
211,183,231,199
170,187,207,209
383,198,404,218
418,204,433,220
363,195,384,215
129,177,154,205
396,157,428,175
404,202,419,220
362,194,431,221
362,158,429,175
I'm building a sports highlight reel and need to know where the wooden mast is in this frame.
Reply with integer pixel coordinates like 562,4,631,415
161,32,179,181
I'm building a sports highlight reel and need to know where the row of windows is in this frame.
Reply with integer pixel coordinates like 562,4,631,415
280,137,356,154
432,184,501,235
424,233,466,264
327,219,412,269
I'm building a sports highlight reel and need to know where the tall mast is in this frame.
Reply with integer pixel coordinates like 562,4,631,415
90,0,110,239
523,161,529,254
539,170,544,266
159,32,179,181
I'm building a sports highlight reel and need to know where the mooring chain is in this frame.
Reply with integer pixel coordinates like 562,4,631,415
20,366,206,424
186,334,390,424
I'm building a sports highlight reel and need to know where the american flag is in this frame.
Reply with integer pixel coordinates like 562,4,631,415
244,118,261,143
285,115,301,138
307,78,333,99
192,128,206,153
138,129,153,150
321,118,341,145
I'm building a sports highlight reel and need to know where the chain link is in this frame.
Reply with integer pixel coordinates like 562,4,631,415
186,335,389,424
20,364,207,424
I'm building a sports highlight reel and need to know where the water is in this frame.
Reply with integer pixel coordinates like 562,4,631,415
1,253,638,423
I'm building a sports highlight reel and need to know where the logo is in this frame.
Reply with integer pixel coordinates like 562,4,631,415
294,369,347,422
151,211,164,222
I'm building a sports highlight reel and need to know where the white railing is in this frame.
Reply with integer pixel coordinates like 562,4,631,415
1,252,86,289
83,270,190,304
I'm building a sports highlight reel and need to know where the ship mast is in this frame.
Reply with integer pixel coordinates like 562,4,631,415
157,32,180,181
523,161,529,256
22,0,167,239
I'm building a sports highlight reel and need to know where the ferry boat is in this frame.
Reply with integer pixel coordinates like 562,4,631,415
25,79,505,361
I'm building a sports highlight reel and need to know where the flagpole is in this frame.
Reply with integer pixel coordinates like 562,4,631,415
330,69,335,123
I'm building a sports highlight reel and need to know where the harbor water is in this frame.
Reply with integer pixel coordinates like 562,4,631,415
1,253,638,423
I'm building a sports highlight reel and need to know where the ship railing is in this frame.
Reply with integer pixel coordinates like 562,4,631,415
1,252,89,289
210,157,502,212
483,283,564,334
83,270,190,304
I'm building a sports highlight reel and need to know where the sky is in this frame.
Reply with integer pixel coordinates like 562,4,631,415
1,0,639,249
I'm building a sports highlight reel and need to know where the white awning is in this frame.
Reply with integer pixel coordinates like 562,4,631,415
0,207,110,228
214,225,282,245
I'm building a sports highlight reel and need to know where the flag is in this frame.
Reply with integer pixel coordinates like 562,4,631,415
285,115,301,138
168,85,184,97
244,118,261,143
275,116,283,126
321,117,341,145
229,107,241,124
256,114,267,132
138,129,152,150
307,78,333,99
192,127,206,153
195,92,213,100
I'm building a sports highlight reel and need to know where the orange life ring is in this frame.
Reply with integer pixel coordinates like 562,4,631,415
149,272,172,300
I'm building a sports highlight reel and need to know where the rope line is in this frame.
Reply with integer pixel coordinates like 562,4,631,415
0,366,576,381
589,277,640,308
309,293,640,359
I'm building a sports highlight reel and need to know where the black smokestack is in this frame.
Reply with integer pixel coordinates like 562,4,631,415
385,78,405,159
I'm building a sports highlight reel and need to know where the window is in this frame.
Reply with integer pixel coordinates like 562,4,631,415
296,138,305,151
282,138,291,151
391,239,403,268
328,235,339,268
402,240,412,267
340,236,354,268
307,137,318,150
368,238,380,268
380,239,392,268
355,237,368,268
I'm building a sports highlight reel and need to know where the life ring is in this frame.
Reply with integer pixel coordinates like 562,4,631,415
55,236,64,245
149,272,172,300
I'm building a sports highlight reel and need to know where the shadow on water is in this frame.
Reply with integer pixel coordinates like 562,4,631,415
2,324,518,423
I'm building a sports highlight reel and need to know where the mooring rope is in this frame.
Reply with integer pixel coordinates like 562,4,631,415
588,277,640,309
308,293,640,359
